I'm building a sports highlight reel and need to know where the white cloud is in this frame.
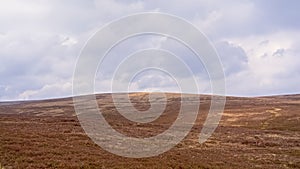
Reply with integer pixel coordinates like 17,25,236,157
18,81,72,100
0,0,299,100
60,36,78,47
224,31,300,95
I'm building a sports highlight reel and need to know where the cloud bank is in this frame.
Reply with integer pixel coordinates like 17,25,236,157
0,0,299,100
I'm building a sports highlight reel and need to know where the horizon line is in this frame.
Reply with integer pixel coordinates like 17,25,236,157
0,91,299,103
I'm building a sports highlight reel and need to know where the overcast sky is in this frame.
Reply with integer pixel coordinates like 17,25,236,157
0,0,299,100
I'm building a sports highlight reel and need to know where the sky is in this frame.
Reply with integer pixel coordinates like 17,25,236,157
0,0,299,101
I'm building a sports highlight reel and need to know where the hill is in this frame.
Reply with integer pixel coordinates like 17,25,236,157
0,93,299,168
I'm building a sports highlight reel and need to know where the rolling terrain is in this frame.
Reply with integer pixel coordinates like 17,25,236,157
0,93,299,169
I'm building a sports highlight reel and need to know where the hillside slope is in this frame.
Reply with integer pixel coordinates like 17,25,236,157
0,93,299,168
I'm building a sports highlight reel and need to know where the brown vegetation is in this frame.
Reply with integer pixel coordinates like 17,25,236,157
0,93,299,168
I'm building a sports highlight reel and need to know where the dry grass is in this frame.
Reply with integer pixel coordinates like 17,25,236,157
0,163,5,169
0,93,299,168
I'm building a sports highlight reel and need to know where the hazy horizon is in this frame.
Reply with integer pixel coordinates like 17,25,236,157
1,91,300,102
